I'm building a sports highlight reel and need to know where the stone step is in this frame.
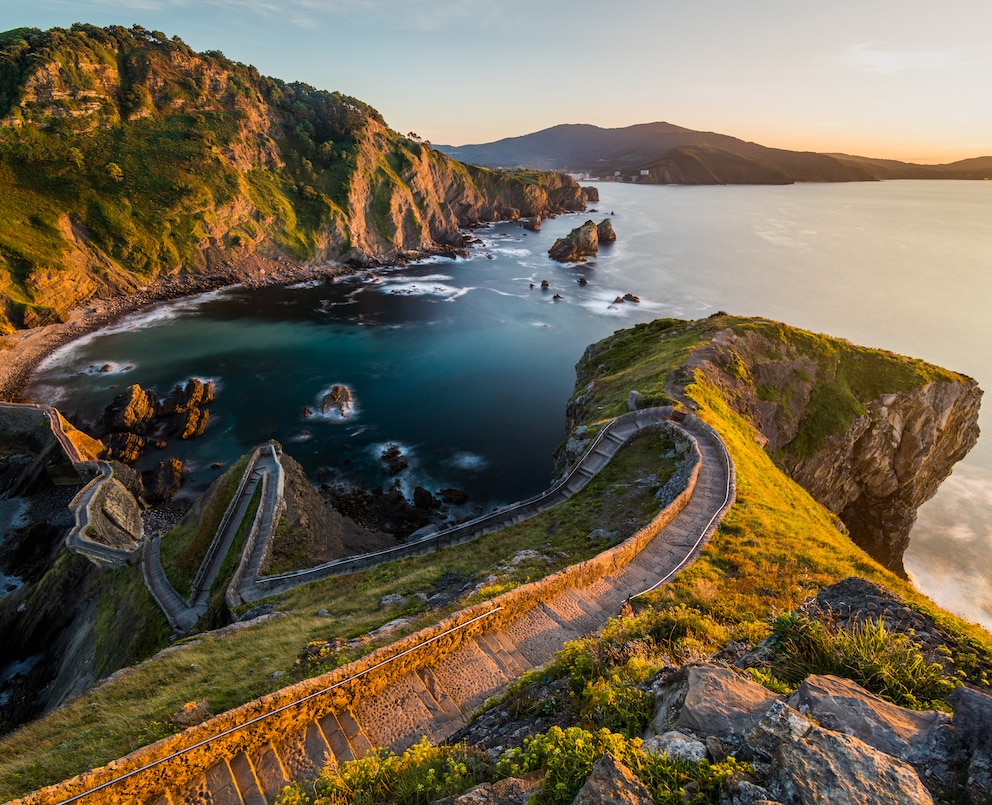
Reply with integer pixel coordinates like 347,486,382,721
476,631,525,679
418,667,465,722
275,721,333,782
354,671,450,752
318,712,357,764
497,604,574,667
427,638,512,714
249,744,290,803
339,709,374,759
177,759,242,805
229,753,268,805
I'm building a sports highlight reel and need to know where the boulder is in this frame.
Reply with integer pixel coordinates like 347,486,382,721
647,664,782,745
788,675,953,771
572,753,654,805
523,216,542,231
597,218,616,242
169,698,213,729
720,774,781,805
413,486,440,510
767,725,934,805
739,700,813,772
434,772,543,805
582,186,600,203
643,729,707,762
378,593,405,608
549,220,599,262
948,684,992,799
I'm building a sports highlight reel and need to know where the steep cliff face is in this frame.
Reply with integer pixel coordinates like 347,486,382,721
679,323,982,574
563,316,981,575
0,24,585,332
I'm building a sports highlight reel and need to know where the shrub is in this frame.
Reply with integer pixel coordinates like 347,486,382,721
275,738,490,805
768,613,958,709
495,725,748,805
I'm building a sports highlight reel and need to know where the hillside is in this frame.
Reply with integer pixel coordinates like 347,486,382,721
0,24,587,334
0,316,988,804
437,121,992,183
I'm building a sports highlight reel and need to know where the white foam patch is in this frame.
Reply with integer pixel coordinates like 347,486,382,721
375,281,474,301
286,279,323,289
447,451,488,472
306,383,358,423
492,247,530,257
575,292,665,318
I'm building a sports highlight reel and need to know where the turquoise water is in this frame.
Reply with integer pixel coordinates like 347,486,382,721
28,181,992,627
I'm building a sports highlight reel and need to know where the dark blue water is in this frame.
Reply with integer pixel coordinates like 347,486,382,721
28,181,992,627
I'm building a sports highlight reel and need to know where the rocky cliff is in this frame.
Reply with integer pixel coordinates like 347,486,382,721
566,316,981,575
0,24,586,332
681,323,981,574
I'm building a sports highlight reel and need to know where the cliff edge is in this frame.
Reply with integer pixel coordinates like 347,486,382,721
565,316,981,575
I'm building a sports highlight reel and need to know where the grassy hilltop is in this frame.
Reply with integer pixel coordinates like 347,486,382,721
0,315,988,802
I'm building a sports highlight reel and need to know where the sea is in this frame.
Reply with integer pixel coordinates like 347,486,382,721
24,180,992,629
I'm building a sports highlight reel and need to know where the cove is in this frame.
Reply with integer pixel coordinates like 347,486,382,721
27,180,992,628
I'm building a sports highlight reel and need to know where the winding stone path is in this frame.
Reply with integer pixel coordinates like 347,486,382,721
143,444,284,634
13,412,735,805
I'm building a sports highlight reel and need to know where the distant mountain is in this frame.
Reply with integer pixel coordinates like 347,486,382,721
437,122,991,184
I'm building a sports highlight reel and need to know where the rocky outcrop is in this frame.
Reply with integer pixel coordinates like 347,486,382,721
98,379,214,465
549,220,599,262
641,662,960,803
320,384,353,418
677,322,982,573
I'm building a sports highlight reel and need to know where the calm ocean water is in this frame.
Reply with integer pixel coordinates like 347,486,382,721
27,181,992,627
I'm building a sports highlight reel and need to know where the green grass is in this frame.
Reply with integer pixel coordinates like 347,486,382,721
0,431,677,800
159,454,249,599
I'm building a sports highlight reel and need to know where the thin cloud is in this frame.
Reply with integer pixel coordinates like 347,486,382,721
843,43,962,75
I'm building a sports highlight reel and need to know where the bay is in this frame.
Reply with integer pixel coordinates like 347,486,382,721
27,180,992,627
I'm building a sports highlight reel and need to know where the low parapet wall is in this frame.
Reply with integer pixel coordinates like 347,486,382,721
12,416,712,805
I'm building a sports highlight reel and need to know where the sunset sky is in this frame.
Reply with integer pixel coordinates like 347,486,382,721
3,0,989,163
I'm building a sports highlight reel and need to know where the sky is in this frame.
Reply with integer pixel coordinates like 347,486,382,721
2,0,990,163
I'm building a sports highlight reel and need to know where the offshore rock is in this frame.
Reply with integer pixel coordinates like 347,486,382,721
100,384,157,433
596,218,616,242
582,186,600,203
321,384,354,417
142,458,184,505
549,220,599,262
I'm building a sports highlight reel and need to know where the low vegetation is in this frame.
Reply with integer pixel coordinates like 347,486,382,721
158,453,249,598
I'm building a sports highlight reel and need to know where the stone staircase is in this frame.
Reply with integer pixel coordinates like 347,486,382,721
12,413,734,805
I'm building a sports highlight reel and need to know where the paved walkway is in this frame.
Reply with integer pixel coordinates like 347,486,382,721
18,413,734,805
